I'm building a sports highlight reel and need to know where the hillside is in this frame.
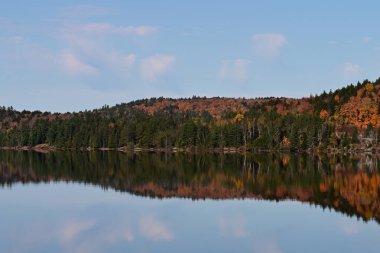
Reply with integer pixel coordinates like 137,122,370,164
0,78,380,152
129,79,380,127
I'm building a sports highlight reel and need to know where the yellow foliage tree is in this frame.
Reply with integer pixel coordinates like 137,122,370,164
365,83,374,92
234,113,244,122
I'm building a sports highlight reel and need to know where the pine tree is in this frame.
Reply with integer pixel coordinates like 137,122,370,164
289,126,299,152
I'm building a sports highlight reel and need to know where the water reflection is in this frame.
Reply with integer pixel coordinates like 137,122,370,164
0,152,380,253
0,151,379,224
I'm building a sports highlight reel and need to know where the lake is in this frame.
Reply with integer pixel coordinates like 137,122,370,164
0,151,379,253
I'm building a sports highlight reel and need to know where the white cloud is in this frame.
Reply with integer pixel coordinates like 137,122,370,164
79,23,111,34
61,51,98,74
219,59,250,82
73,23,157,36
0,35,57,71
56,21,154,78
362,36,372,43
96,51,137,75
59,30,137,75
140,54,176,81
217,216,248,238
103,225,135,243
342,62,361,78
1,18,157,87
60,220,96,244
252,238,283,253
57,218,136,253
117,26,157,36
253,33,287,57
342,221,360,236
125,54,136,68
139,216,174,241
0,35,24,43
124,227,135,242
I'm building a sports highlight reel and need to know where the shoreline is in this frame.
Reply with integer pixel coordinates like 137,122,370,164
1,144,380,154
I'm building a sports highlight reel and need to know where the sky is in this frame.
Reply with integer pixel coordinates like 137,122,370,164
0,0,380,112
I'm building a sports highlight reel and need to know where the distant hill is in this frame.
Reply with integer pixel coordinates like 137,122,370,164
128,78,380,129
1,77,380,152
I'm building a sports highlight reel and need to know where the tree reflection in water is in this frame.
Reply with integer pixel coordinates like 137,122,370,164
0,151,379,224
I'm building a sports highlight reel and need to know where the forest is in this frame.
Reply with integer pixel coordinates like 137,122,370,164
1,78,380,152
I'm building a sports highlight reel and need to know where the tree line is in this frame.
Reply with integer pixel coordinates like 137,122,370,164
1,78,380,151
0,105,376,151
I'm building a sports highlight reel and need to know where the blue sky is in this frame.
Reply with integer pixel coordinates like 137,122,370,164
1,0,379,112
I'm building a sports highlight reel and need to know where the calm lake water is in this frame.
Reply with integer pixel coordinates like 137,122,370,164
0,151,379,253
